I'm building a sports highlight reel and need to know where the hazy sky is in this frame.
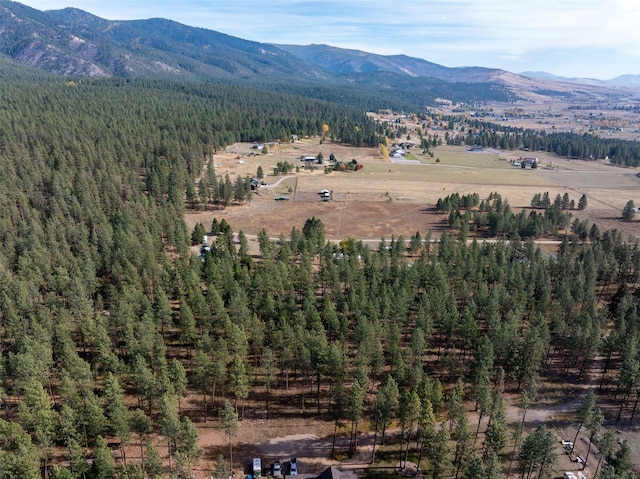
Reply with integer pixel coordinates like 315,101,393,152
19,0,640,80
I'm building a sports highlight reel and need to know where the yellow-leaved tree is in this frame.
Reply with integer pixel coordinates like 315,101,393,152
379,143,389,160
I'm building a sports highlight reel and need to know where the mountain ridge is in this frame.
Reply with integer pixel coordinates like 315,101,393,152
273,43,506,83
0,1,637,104
273,43,639,102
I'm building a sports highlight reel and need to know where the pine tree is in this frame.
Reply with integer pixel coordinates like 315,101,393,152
169,359,188,413
483,393,507,458
212,454,231,479
159,393,181,465
452,413,473,479
229,354,250,418
347,378,366,455
179,300,197,358
16,380,56,475
261,347,278,419
430,423,453,479
0,419,41,479
463,458,484,479
219,400,238,473
572,389,595,453
175,417,203,476
93,436,116,479
102,373,131,463
516,425,557,479
622,200,636,220
372,374,399,453
417,398,436,471
578,194,588,210
191,223,206,246
192,350,213,421
145,440,164,479
233,175,248,203
130,409,152,468
198,175,210,209
485,453,501,479
584,408,603,468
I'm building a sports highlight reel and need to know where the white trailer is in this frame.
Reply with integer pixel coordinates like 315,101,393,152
253,458,262,478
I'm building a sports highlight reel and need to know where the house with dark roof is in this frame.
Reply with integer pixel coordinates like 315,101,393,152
315,467,356,479
289,466,356,479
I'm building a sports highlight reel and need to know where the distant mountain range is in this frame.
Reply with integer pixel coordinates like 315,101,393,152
520,71,640,87
274,43,508,82
279,43,639,86
0,0,637,104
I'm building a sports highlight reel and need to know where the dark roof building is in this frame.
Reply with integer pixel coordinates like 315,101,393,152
316,467,356,479
288,466,356,479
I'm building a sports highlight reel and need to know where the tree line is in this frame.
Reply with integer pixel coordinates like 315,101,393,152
436,192,578,239
435,116,640,166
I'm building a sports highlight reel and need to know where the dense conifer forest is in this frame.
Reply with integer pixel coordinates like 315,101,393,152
0,77,639,479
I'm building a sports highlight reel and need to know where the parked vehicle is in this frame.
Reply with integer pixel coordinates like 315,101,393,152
290,458,297,476
253,458,262,478
273,461,282,478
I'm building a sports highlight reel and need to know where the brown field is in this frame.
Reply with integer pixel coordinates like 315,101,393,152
187,139,640,243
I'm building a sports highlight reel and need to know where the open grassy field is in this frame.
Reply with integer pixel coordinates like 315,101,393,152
187,139,640,243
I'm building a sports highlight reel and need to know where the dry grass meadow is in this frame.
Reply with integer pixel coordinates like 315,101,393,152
186,138,640,244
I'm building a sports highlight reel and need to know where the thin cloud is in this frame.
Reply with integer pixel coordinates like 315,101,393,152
16,0,640,78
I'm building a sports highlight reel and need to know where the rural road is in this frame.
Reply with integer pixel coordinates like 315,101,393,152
263,175,296,189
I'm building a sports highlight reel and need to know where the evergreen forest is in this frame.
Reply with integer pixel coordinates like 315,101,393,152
0,77,639,479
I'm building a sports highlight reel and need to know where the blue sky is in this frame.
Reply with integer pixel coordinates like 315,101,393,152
20,0,640,80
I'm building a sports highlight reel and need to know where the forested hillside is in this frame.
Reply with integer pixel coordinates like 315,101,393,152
0,0,513,109
0,77,638,479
